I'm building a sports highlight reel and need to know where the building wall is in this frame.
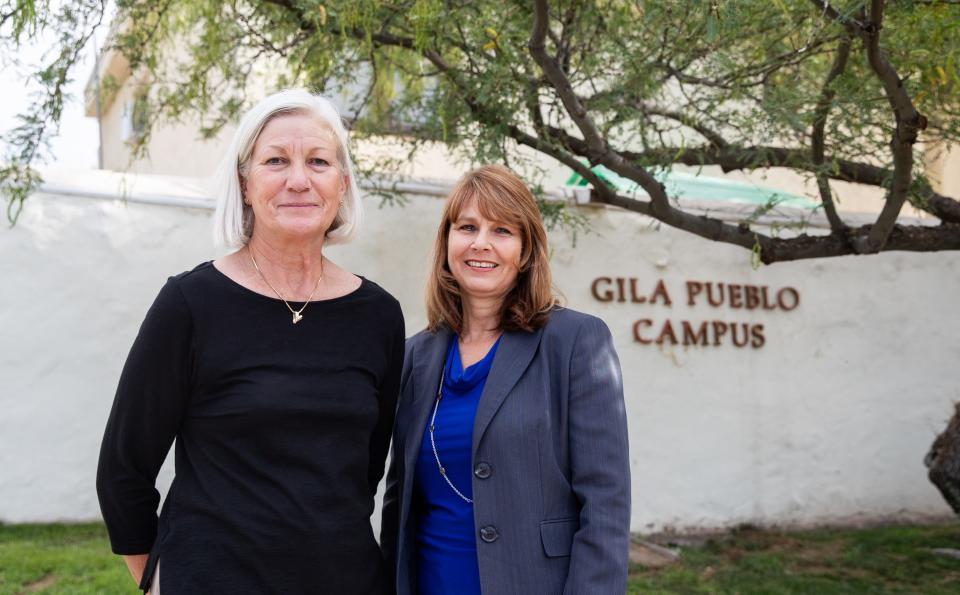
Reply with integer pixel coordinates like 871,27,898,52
96,78,139,172
93,78,234,177
2,172,957,532
926,140,960,198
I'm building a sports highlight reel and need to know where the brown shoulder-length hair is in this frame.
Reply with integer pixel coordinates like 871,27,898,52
426,164,559,334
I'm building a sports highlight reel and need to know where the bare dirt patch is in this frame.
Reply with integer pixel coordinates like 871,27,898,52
19,572,56,593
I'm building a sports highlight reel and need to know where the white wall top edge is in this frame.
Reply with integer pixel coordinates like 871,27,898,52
35,169,936,230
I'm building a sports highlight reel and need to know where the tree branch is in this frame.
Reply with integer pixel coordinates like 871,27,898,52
654,33,841,91
528,0,605,154
593,188,960,263
811,36,851,232
506,125,619,206
858,0,928,252
808,0,866,33
625,143,960,223
759,223,960,263
529,0,681,223
810,0,931,251
582,88,733,151
635,102,729,150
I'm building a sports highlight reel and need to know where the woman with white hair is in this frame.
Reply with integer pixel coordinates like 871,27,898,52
96,89,404,594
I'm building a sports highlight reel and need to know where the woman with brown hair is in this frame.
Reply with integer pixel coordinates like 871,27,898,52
381,165,630,594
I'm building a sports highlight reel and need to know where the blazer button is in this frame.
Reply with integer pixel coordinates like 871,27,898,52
474,462,492,479
479,525,499,543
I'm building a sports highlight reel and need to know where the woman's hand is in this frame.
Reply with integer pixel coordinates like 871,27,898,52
122,554,149,586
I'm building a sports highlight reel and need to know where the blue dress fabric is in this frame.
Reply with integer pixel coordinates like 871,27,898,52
413,336,501,595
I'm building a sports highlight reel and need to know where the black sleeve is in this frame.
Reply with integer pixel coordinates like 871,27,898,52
367,302,405,496
96,277,194,555
380,337,415,582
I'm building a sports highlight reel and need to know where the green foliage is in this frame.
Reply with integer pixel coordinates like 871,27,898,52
1,0,106,224
2,0,960,237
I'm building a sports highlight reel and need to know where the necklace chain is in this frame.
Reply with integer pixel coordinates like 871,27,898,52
248,248,324,325
429,367,474,504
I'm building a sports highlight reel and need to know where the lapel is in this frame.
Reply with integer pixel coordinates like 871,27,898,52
403,326,453,475
472,326,545,449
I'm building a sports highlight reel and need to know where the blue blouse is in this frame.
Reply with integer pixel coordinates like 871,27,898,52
413,336,501,595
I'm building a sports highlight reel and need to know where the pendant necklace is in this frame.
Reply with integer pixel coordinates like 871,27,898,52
249,248,323,324
429,367,474,504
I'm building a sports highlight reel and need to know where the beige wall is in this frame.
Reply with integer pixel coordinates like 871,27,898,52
92,77,234,177
926,141,960,199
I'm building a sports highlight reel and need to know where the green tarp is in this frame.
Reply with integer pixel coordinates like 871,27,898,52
566,165,819,209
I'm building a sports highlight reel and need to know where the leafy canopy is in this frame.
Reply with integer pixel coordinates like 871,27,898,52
2,0,960,262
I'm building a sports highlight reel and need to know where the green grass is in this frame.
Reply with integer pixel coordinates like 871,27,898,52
628,523,960,594
1,522,958,593
0,523,131,594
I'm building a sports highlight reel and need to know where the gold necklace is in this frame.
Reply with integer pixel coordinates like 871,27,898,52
248,249,324,324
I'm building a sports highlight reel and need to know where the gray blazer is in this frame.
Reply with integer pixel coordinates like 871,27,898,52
381,308,630,595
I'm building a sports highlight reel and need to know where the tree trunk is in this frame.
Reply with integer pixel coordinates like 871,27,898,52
926,403,960,516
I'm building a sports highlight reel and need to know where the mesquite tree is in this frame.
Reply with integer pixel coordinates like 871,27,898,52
3,1,960,262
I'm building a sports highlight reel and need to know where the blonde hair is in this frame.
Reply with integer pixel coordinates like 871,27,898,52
212,89,362,248
426,165,558,333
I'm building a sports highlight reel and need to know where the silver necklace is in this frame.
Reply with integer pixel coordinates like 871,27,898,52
428,367,473,504
248,249,323,325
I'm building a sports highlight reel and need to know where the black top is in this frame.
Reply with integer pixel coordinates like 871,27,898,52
96,262,404,594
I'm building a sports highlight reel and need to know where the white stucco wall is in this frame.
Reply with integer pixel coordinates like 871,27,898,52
2,170,957,532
